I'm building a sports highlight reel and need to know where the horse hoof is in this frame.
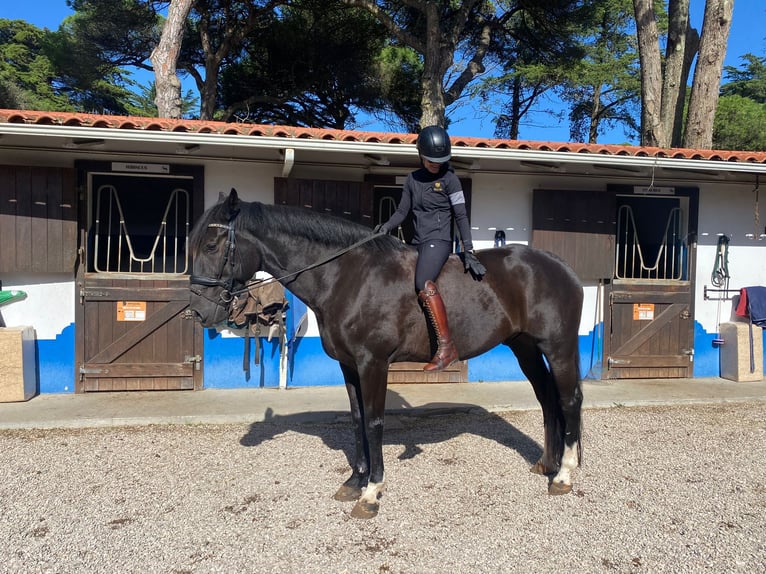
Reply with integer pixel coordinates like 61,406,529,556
350,500,379,519
333,484,363,502
548,481,573,496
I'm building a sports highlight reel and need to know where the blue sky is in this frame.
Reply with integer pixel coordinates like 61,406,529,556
4,0,765,142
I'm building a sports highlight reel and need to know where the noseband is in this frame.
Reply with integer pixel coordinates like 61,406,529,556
190,216,240,309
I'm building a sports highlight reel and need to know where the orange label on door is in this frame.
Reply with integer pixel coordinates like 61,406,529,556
633,303,654,320
117,301,147,322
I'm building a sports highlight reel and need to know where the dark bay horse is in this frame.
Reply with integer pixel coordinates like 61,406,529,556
189,189,584,519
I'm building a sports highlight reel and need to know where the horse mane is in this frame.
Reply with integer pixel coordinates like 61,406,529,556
191,198,407,254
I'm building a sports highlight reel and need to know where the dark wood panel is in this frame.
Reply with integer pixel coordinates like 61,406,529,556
82,376,194,392
610,303,687,355
31,169,48,272
0,166,16,271
46,169,64,272
609,355,690,368
387,361,467,384
531,189,616,280
81,363,192,377
0,165,78,274
87,300,188,364
14,167,32,273
607,288,693,379
532,229,615,279
82,286,192,301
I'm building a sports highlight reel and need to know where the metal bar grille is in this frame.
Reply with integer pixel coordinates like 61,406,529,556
93,185,190,274
615,205,684,280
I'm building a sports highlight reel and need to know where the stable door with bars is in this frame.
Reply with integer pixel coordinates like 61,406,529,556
75,164,204,392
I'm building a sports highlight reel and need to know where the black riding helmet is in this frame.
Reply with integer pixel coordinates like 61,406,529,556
417,125,451,163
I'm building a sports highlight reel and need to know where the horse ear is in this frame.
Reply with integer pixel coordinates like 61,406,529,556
217,191,226,203
227,188,240,216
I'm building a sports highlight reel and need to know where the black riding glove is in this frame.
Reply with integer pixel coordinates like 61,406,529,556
373,223,390,235
463,250,486,279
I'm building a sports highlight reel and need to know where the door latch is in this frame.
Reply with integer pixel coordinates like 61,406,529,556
184,354,202,370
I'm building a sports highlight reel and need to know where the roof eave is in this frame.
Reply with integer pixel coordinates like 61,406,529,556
2,122,766,175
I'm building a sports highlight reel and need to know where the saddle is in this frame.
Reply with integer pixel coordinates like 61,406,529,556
229,281,289,373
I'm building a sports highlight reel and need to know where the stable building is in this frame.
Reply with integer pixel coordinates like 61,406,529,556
0,109,764,395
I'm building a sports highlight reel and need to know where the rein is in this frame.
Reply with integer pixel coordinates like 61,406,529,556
191,214,381,302
236,233,380,294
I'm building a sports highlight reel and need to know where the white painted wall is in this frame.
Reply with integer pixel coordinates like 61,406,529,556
3,151,764,374
1,274,75,338
695,184,766,332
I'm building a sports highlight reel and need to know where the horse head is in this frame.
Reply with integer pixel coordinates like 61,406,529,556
189,188,257,327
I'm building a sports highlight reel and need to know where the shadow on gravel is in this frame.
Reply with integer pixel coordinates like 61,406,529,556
239,389,542,467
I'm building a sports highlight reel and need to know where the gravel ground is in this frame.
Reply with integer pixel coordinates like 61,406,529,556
1,402,764,574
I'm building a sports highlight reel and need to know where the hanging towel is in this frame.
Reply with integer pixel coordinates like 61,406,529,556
743,286,766,328
736,288,749,317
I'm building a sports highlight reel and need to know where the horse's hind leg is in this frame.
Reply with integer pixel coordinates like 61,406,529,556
542,343,583,495
507,335,562,476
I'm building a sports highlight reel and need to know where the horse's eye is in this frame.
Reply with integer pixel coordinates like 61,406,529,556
205,242,217,253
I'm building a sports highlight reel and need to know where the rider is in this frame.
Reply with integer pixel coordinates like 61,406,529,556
375,125,486,371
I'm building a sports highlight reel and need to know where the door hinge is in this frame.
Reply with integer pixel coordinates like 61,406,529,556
607,357,630,366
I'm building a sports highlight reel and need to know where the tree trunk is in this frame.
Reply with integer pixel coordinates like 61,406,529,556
509,76,522,140
150,0,194,119
661,0,694,148
633,0,665,147
683,0,734,149
419,2,448,128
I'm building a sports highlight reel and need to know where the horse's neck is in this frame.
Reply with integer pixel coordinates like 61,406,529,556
254,230,337,308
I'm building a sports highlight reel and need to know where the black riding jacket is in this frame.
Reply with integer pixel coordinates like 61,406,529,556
384,165,474,251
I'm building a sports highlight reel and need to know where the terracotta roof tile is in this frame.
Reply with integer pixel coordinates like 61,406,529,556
2,109,766,164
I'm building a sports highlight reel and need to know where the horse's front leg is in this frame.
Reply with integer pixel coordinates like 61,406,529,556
333,363,369,503
349,360,389,519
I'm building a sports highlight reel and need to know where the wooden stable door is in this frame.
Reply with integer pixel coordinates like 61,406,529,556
533,186,698,380
604,282,694,378
75,162,204,392
78,278,202,391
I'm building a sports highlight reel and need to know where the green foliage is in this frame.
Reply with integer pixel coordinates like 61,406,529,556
219,0,392,128
481,0,598,139
713,95,766,151
66,0,158,70
45,27,135,114
366,45,422,132
0,19,70,110
123,82,198,118
557,0,640,143
721,54,766,104
712,54,766,150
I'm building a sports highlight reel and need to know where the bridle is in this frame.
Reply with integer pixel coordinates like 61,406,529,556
189,215,241,310
190,210,382,314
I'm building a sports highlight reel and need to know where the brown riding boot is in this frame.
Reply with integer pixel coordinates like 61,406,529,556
418,280,459,372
